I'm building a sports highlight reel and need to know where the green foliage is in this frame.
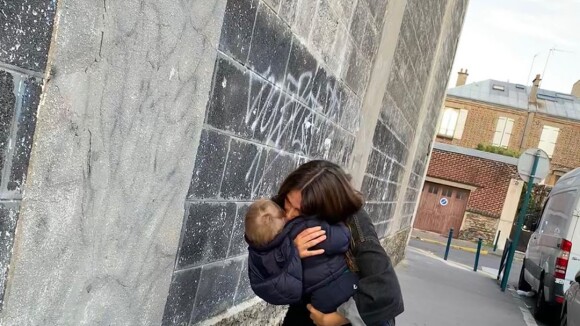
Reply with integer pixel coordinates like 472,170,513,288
476,143,521,158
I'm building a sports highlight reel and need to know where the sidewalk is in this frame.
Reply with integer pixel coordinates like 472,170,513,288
411,228,525,260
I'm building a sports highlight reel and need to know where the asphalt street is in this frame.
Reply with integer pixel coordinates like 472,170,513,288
396,239,549,326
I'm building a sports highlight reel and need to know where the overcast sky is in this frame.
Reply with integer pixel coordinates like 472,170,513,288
450,0,580,94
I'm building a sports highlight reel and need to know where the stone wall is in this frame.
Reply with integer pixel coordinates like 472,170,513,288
0,0,56,309
0,0,468,325
458,211,499,244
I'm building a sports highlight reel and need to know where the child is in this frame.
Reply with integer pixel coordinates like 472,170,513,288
245,199,358,313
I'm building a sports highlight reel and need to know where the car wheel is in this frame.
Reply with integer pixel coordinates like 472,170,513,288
518,262,532,291
560,304,567,326
534,279,547,320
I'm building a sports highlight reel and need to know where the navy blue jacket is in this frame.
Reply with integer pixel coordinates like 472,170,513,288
247,216,351,305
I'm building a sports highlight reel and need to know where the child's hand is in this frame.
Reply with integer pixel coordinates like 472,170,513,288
307,304,349,326
294,227,326,258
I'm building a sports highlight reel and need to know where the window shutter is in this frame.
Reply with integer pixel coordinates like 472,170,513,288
453,109,468,139
501,119,514,147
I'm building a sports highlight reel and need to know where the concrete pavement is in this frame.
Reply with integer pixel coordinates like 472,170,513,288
396,240,545,326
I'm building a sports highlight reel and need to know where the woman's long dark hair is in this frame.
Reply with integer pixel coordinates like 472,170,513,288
277,160,364,224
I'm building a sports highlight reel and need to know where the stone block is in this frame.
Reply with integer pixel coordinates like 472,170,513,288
190,258,244,323
162,267,201,326
360,20,379,62
285,36,319,99
329,0,356,26
374,221,388,238
248,3,292,80
0,0,56,72
227,203,250,258
338,85,361,134
176,202,237,269
279,0,298,26
210,300,287,325
187,129,230,199
381,227,410,265
293,0,317,41
310,0,340,68
263,0,281,12
344,46,370,96
372,121,406,165
233,259,254,305
365,149,385,176
219,0,259,64
384,182,400,202
220,139,266,200
283,103,315,155
0,201,19,308
255,149,297,198
365,0,388,28
329,26,351,78
246,78,292,146
8,77,41,192
389,161,404,183
349,0,368,48
309,115,335,159
205,57,252,139
0,71,16,186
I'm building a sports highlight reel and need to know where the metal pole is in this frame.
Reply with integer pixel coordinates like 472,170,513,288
444,228,453,260
474,238,483,272
501,151,541,291
493,230,501,252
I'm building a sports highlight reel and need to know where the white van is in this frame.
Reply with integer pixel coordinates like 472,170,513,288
519,167,580,319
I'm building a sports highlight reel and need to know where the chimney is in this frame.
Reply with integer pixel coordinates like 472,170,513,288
456,68,468,86
572,80,580,98
529,74,541,104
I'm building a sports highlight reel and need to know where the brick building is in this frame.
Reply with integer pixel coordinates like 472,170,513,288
414,143,522,247
437,72,580,185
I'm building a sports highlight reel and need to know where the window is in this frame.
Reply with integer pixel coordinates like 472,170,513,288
492,84,505,91
538,190,577,236
428,185,439,194
492,117,514,148
438,108,468,139
538,125,560,157
456,191,467,200
442,188,453,197
438,108,459,137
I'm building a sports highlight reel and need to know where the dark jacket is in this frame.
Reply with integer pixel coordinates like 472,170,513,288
247,216,351,305
282,209,404,326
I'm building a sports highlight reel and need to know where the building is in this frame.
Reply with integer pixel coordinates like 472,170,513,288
414,143,522,248
437,72,580,185
0,0,467,325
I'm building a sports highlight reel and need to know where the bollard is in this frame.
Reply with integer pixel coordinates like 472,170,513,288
474,238,483,272
493,231,501,252
444,228,453,260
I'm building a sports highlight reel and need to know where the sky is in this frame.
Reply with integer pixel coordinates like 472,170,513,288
450,0,580,94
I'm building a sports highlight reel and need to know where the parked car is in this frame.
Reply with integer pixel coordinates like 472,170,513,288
519,168,580,320
562,271,580,326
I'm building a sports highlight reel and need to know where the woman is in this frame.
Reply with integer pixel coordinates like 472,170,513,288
274,160,404,326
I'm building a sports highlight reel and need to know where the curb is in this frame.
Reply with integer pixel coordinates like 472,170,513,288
414,237,489,255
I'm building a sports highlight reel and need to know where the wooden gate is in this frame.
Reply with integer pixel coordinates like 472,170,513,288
413,182,469,237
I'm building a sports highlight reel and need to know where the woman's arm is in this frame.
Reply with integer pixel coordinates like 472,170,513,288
349,209,404,325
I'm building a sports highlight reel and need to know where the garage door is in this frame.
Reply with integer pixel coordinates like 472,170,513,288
413,182,469,237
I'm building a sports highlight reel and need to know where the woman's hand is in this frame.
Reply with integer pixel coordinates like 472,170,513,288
293,227,327,258
307,304,349,326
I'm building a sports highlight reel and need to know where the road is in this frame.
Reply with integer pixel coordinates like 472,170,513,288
396,239,548,326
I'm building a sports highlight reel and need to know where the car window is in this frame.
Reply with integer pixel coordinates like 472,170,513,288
538,190,578,236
